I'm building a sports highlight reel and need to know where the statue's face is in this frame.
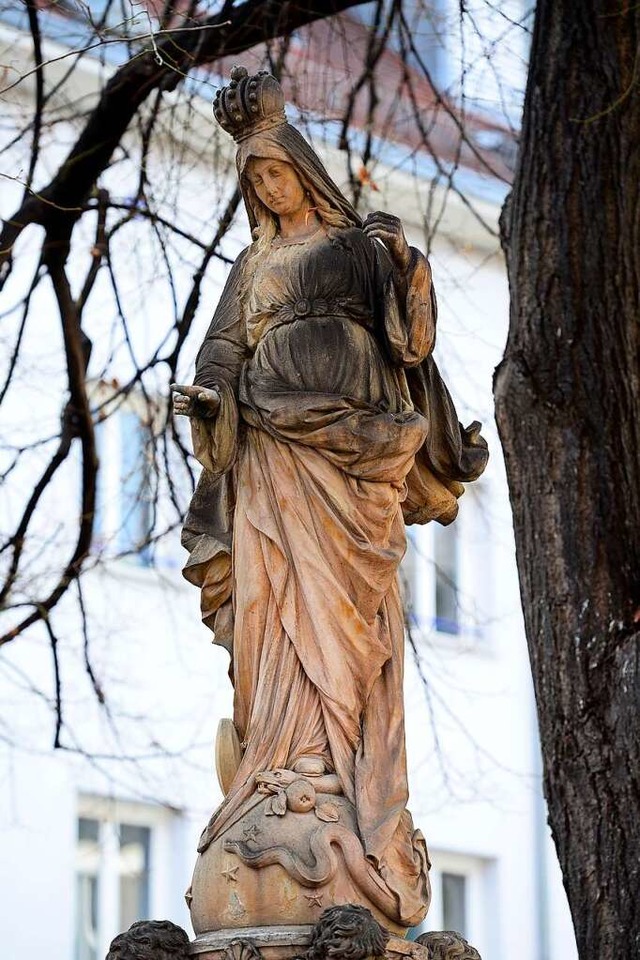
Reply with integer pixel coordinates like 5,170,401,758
246,157,307,219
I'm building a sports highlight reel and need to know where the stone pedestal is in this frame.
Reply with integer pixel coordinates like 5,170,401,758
190,925,312,959
103,911,483,960
189,924,430,960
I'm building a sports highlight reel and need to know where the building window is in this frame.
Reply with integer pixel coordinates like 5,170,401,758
434,521,460,634
74,815,151,959
76,818,100,960
92,391,155,566
409,852,492,951
117,411,153,561
119,824,151,930
402,521,463,639
442,871,467,933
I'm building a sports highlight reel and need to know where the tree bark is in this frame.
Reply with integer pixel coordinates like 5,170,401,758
495,2,640,957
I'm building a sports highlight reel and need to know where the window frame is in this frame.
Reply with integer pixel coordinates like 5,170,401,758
75,795,179,960
404,479,493,653
412,849,494,950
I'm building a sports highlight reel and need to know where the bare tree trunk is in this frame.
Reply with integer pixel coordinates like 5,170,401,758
495,2,640,957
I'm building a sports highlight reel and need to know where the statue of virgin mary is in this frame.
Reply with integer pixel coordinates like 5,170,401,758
173,66,488,935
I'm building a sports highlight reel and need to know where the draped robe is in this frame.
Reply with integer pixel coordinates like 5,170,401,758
181,224,487,925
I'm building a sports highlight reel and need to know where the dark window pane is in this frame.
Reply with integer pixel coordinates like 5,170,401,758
442,872,467,935
75,873,99,960
434,522,460,634
119,412,152,564
118,824,151,927
76,820,100,960
78,817,100,842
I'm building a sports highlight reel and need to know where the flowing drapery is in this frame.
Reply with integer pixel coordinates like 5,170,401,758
181,220,487,925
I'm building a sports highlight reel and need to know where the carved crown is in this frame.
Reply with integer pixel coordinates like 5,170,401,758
213,66,286,142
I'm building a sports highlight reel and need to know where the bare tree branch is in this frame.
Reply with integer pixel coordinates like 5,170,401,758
0,0,370,286
1,234,98,645
23,0,44,195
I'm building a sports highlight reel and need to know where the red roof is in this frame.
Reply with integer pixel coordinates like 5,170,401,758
34,2,516,183
210,12,516,184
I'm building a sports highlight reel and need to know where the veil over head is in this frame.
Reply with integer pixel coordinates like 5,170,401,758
235,123,362,232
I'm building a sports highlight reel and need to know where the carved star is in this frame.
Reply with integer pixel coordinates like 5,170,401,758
305,893,324,908
221,865,239,883
242,823,261,843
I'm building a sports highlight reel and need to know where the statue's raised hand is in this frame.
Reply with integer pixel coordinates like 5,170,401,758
362,211,412,273
171,383,221,420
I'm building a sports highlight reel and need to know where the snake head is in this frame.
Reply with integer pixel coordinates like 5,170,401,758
255,768,297,792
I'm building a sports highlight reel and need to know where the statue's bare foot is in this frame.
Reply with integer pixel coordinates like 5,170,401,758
293,755,326,776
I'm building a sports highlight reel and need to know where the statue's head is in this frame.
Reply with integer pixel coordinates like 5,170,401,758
415,930,482,960
305,903,390,960
105,919,190,960
213,67,361,240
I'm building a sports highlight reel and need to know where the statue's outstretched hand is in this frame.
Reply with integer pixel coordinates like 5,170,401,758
171,383,221,420
363,211,412,273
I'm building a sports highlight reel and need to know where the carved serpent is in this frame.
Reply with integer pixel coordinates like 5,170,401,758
255,768,342,795
223,823,398,917
255,768,342,818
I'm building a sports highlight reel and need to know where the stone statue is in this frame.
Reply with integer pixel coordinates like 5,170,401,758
172,66,488,938
106,920,190,959
415,931,482,960
305,905,390,960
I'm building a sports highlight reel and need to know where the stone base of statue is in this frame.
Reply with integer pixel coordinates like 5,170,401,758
189,792,417,938
188,918,483,960
190,925,314,960
190,924,426,960
104,915,483,960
